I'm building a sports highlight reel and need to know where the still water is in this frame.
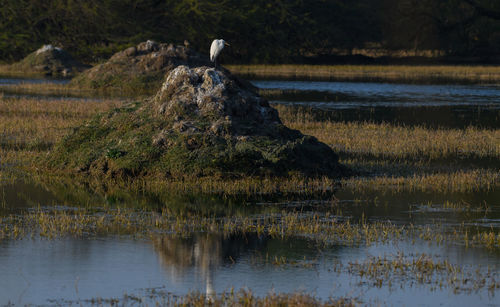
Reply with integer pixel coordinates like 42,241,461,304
253,80,500,128
0,78,69,86
1,78,499,305
1,234,499,306
0,179,499,305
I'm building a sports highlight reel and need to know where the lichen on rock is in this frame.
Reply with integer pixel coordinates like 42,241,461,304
50,65,346,179
35,44,62,55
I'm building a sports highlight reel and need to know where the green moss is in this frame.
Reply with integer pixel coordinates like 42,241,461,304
7,48,87,77
47,99,345,179
49,65,347,179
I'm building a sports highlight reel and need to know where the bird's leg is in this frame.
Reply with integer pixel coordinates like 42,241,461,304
214,58,217,69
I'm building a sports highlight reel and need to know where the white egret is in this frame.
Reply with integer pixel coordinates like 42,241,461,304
210,39,229,69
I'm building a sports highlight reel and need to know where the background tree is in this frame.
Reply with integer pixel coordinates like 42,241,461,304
0,0,499,63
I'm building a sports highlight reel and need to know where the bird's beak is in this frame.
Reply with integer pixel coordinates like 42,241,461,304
225,42,230,46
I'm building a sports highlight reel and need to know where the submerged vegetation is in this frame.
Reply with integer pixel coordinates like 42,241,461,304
1,207,499,250
53,288,355,307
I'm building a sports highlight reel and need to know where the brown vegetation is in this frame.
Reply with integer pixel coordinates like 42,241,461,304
228,65,500,83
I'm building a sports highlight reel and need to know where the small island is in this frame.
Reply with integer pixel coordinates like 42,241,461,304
50,65,346,179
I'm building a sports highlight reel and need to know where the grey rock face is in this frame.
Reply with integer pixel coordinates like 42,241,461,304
154,65,281,137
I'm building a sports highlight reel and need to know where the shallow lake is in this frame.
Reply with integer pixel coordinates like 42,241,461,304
0,78,69,86
253,80,500,128
1,233,499,306
0,179,499,305
0,77,499,305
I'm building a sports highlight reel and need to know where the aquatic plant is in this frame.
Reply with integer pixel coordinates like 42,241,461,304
1,207,498,250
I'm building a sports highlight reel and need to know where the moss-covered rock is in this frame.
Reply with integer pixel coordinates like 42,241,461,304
70,40,212,95
9,44,89,77
49,66,346,179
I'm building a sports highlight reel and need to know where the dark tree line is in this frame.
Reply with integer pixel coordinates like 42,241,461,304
0,0,499,63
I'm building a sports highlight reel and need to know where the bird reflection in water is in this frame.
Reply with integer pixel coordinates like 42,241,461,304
152,233,268,300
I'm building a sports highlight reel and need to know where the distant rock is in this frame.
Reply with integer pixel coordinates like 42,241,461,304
71,40,213,94
50,65,346,179
9,44,88,77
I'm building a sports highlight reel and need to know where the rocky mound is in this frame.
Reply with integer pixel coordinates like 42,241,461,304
50,66,346,179
71,40,213,94
10,44,88,77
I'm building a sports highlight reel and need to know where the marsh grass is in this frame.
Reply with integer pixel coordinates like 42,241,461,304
1,207,498,249
228,64,500,84
347,253,500,293
0,82,128,98
0,94,498,193
0,96,123,154
75,288,355,307
0,65,47,78
276,105,500,161
250,252,499,293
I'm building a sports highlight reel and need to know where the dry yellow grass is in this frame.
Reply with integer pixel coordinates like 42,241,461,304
0,83,108,97
286,120,499,160
228,64,500,83
276,105,500,160
0,95,498,193
0,97,123,149
0,64,43,78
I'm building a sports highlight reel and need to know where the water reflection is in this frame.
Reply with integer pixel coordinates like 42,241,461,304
254,81,500,106
0,177,276,216
0,232,499,305
254,80,500,128
1,178,499,230
153,233,268,299
0,78,69,86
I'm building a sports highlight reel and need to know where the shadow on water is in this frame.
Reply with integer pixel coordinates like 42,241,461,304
276,104,500,129
255,80,500,129
1,176,499,230
0,177,274,217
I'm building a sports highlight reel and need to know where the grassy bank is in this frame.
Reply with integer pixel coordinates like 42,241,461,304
0,82,130,98
0,96,498,194
227,64,500,84
0,64,47,78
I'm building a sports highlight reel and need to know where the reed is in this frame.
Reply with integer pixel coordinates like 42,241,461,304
1,207,498,250
276,105,500,161
1,95,498,194
0,82,126,98
228,64,500,84
0,65,46,78
0,96,124,152
80,288,355,307
347,253,499,293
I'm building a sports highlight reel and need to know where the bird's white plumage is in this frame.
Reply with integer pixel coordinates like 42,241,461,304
210,39,226,62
